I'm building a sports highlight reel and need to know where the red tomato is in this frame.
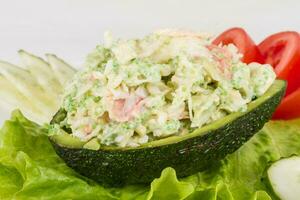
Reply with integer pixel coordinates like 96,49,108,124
287,59,300,96
259,31,300,119
213,27,263,64
273,87,300,119
258,31,300,96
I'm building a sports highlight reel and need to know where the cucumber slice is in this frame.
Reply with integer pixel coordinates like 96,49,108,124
46,54,76,86
0,60,59,113
0,51,75,123
0,75,48,123
268,156,300,200
18,50,63,95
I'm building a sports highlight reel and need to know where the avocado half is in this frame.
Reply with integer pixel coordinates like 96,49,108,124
50,80,286,186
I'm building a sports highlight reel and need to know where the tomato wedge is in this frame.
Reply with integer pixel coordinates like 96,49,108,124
213,27,263,64
273,87,300,119
258,31,300,119
258,31,300,85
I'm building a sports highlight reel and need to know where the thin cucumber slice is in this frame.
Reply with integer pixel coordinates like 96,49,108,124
0,51,75,123
46,54,76,86
0,60,59,113
0,75,49,123
18,50,63,95
268,156,300,200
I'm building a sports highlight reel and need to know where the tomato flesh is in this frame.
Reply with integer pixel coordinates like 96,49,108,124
273,87,300,119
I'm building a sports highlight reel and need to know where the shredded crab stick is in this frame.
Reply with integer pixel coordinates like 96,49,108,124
110,96,144,122
207,44,234,79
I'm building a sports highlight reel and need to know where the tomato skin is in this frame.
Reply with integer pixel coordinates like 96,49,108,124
213,27,263,64
258,31,300,95
273,87,300,119
285,57,300,96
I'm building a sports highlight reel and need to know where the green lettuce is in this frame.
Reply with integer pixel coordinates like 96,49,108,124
0,110,300,200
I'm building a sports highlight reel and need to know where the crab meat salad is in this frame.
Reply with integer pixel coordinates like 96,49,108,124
50,30,276,148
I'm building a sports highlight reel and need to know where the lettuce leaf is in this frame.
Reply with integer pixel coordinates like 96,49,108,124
0,110,300,200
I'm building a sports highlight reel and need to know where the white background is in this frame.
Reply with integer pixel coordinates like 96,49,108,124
0,0,299,123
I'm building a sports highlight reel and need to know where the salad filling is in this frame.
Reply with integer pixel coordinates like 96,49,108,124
54,30,276,147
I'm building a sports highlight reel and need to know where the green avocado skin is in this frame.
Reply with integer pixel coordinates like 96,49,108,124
50,83,285,187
